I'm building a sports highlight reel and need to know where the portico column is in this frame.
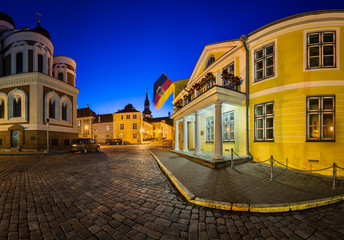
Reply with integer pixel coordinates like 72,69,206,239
183,116,188,152
194,111,201,155
174,120,180,150
192,120,195,149
213,102,224,160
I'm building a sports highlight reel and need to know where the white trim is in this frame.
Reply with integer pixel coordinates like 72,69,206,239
45,90,60,122
0,91,8,123
303,27,340,72
250,80,344,99
7,88,28,122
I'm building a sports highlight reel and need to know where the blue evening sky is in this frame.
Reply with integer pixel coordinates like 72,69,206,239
2,0,344,117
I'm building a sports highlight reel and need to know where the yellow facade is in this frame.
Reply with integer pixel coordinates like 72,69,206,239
172,10,344,177
152,121,173,141
113,111,145,144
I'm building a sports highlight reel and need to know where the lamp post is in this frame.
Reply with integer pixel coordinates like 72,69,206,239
46,118,50,152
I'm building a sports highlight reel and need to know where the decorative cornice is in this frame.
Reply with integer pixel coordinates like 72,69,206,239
0,72,79,95
53,56,77,69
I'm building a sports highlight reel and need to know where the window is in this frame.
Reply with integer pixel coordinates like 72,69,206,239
13,98,21,117
0,100,4,118
153,125,156,130
49,100,56,119
62,104,67,121
133,123,137,130
133,114,137,119
120,124,124,130
307,32,336,69
78,120,81,126
254,102,274,141
206,117,214,142
64,139,70,146
126,115,130,119
58,73,64,81
133,133,137,139
105,125,109,131
223,111,235,141
223,62,234,75
307,95,335,141
205,56,215,69
254,44,274,82
52,139,58,146
121,115,123,120
16,52,23,74
38,54,43,73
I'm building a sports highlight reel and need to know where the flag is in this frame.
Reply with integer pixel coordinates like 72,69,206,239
153,73,174,110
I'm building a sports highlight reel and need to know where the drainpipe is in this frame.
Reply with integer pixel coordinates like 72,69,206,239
240,35,252,160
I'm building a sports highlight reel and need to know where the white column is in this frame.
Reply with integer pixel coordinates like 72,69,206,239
183,116,188,152
213,102,224,160
174,119,180,150
194,111,201,155
216,72,223,86
33,46,37,72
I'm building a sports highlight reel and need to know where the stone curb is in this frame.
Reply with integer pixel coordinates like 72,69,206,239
149,150,344,213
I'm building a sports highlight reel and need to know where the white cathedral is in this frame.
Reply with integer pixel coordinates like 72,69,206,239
0,12,79,150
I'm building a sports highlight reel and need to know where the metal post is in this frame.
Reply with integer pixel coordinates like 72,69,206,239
332,163,337,190
231,148,234,168
270,155,274,181
46,118,50,153
286,158,288,169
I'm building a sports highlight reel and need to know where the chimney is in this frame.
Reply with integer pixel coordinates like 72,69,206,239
86,104,89,108
168,112,171,118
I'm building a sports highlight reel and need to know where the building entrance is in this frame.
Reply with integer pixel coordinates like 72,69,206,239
11,130,20,148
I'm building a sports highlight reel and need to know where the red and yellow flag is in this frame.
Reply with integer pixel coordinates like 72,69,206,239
153,74,174,110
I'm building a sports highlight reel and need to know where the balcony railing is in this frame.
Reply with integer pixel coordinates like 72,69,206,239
173,72,244,113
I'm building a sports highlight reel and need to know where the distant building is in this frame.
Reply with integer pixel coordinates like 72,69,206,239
113,104,152,144
92,114,113,143
77,104,96,138
0,12,78,150
142,91,152,121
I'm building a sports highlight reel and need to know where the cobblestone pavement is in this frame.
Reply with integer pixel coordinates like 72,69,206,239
0,145,343,240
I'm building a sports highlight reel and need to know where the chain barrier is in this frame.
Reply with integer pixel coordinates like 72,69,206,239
259,155,343,190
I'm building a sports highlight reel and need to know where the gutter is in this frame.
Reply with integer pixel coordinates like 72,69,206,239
240,35,253,160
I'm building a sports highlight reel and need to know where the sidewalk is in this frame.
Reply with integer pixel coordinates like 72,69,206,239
150,148,344,212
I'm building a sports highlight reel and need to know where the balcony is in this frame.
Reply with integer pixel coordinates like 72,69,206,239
173,71,244,113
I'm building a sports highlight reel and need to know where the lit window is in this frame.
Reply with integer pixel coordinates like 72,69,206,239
133,123,137,130
307,95,335,141
307,32,336,69
120,124,124,130
105,125,109,131
254,102,274,141
205,56,215,69
206,117,214,142
254,44,275,82
223,111,234,141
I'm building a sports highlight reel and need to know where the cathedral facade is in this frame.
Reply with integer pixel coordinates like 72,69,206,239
0,12,79,150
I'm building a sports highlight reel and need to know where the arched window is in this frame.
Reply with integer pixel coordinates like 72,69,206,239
58,73,64,81
13,98,21,117
38,54,44,73
60,96,72,124
62,104,67,121
16,52,23,74
49,100,56,119
205,56,215,69
0,100,4,119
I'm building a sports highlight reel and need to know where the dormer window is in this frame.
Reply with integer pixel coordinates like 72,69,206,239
205,56,215,69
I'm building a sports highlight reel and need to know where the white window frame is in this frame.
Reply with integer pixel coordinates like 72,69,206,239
0,91,8,123
303,28,340,72
254,102,274,142
8,88,28,122
306,95,335,141
45,91,60,123
206,116,214,142
223,111,235,142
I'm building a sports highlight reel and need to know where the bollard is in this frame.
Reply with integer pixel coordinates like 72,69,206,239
332,163,337,190
270,155,274,181
286,158,288,169
231,148,234,168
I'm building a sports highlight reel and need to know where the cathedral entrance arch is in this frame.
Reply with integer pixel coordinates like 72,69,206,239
11,130,20,148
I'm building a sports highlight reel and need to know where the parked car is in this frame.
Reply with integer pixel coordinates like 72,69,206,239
70,138,100,153
105,139,122,145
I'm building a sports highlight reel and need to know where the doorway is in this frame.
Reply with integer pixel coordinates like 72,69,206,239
11,130,20,148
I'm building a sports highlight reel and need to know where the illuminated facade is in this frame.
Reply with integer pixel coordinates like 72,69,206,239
77,105,96,138
172,10,344,176
0,12,78,150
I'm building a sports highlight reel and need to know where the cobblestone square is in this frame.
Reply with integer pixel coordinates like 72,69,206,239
0,145,343,239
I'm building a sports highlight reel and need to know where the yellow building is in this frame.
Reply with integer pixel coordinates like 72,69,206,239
151,118,173,141
172,10,344,176
77,104,96,138
113,104,152,144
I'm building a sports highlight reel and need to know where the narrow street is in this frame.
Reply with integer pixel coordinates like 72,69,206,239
0,145,343,239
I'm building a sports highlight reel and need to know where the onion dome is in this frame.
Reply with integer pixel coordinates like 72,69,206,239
32,20,51,40
0,11,15,28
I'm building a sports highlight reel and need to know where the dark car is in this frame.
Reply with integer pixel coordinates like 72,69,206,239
105,139,122,145
70,138,100,153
